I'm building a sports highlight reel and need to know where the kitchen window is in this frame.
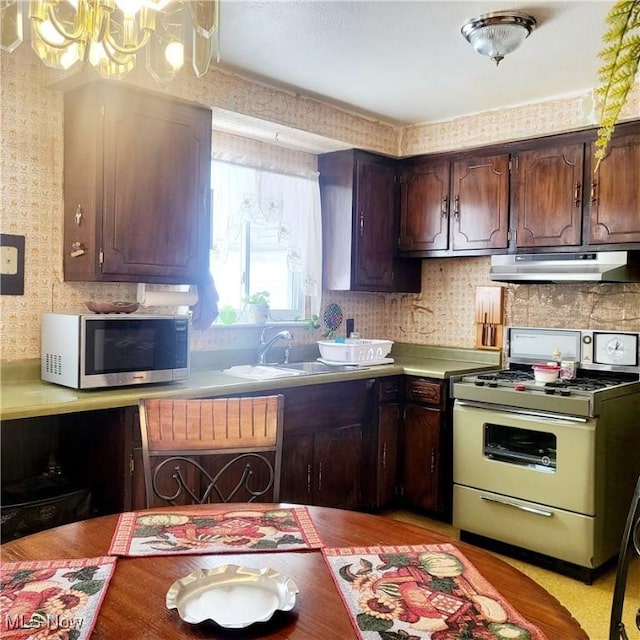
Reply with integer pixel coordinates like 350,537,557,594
210,159,322,322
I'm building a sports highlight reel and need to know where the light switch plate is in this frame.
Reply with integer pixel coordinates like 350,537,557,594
0,234,25,295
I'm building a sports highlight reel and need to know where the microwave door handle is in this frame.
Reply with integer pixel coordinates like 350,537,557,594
480,495,553,517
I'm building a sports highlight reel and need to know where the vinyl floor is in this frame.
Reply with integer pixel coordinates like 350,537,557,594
383,509,639,640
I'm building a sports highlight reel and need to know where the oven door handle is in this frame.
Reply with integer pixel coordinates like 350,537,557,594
455,399,588,423
480,495,553,517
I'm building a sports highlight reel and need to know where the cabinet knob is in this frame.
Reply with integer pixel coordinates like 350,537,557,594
453,195,460,219
590,180,598,204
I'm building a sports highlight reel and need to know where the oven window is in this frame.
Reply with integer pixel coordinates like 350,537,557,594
484,424,556,473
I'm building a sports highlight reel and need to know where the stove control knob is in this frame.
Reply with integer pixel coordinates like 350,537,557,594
560,389,571,396
544,388,556,395
474,380,485,387
488,382,498,388
514,384,526,391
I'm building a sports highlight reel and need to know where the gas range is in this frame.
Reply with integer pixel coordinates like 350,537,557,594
452,326,640,582
453,327,640,418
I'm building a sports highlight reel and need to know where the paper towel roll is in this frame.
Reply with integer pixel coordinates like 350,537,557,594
137,284,198,307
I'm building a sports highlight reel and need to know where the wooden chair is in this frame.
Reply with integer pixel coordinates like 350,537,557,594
610,475,640,640
139,395,284,508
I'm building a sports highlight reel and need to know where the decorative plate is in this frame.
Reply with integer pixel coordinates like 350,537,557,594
166,564,299,628
86,300,140,314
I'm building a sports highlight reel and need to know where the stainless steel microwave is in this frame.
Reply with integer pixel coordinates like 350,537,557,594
41,313,190,389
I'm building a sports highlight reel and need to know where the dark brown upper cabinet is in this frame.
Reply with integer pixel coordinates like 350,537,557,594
398,153,509,256
319,149,420,292
588,127,640,245
63,82,212,283
511,143,584,249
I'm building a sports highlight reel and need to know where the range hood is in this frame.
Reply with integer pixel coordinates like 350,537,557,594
490,251,640,283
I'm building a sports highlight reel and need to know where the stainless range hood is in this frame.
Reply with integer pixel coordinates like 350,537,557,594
490,251,640,283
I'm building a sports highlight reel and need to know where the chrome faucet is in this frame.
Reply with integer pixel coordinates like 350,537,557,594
258,328,293,364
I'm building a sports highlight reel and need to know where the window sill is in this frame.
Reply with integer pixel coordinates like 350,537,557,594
208,320,312,330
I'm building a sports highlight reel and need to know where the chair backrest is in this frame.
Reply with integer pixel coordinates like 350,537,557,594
610,475,640,640
139,395,284,508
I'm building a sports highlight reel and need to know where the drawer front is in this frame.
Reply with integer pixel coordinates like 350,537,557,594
378,378,401,403
453,485,596,567
406,378,442,406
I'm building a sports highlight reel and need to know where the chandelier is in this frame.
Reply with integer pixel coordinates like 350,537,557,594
0,0,219,80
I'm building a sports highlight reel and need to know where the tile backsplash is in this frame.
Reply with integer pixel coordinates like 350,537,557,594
1,46,639,362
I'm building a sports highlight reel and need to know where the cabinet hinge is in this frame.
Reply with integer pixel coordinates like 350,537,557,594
99,249,104,265
129,454,134,475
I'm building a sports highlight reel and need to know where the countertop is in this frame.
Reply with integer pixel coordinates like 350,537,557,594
0,343,501,421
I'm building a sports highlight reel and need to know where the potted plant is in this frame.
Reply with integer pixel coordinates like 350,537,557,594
242,291,270,324
594,0,640,167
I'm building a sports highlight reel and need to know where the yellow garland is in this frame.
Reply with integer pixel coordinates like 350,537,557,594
594,0,640,171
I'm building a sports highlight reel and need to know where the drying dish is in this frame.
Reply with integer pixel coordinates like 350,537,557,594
317,338,393,363
166,564,298,628
532,364,560,382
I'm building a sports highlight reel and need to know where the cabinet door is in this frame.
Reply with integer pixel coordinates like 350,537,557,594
399,160,450,252
514,144,584,248
314,425,362,510
376,402,400,507
402,404,442,512
64,83,211,284
354,159,396,288
101,91,211,281
281,434,314,505
451,154,509,251
589,130,640,244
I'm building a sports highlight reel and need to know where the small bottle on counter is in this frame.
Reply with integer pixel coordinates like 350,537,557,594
560,360,577,380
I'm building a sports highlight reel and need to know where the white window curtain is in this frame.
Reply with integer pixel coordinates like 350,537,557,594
211,159,323,318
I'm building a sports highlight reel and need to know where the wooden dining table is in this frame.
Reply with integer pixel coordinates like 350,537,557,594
0,503,587,639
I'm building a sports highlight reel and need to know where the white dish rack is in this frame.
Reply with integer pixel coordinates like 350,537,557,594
317,339,393,364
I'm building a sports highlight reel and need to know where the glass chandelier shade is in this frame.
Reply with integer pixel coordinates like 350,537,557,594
461,11,536,66
0,0,219,80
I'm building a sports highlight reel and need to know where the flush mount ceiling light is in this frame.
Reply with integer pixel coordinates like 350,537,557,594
461,11,536,66
0,0,218,81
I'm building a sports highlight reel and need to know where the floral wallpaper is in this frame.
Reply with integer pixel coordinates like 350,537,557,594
1,45,639,362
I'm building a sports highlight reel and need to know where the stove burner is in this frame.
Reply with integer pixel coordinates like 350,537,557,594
475,369,635,392
477,371,533,383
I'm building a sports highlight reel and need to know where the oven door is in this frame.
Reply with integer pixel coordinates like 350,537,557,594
453,400,596,514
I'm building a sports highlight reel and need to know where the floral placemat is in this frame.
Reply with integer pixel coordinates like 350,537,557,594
108,505,324,556
323,543,549,640
0,556,116,640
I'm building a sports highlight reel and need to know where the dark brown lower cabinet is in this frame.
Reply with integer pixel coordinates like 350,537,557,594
361,377,402,510
282,425,362,509
2,374,456,525
400,377,452,520
279,379,374,510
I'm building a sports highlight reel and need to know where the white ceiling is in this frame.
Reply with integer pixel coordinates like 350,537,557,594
215,0,612,129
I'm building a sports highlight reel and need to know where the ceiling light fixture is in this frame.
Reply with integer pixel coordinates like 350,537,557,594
461,11,536,66
0,0,219,81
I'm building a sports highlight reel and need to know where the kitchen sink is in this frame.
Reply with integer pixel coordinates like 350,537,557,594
223,361,357,380
274,361,357,374
223,365,306,380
